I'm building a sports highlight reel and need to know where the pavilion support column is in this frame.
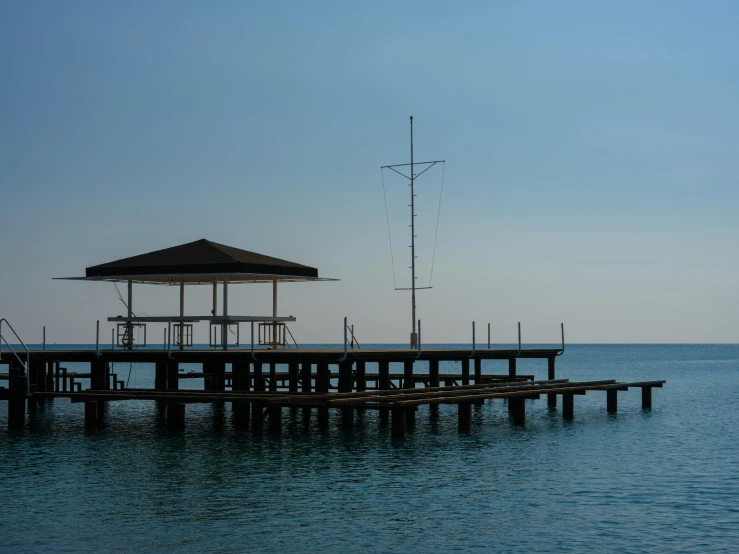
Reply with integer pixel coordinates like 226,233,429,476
179,281,185,350
429,359,440,388
461,358,470,386
126,280,133,351
403,360,414,389
222,280,229,351
288,363,299,392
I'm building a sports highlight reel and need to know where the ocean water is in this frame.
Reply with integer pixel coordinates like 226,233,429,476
1,344,738,553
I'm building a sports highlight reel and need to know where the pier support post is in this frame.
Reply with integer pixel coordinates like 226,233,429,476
30,358,45,393
85,401,99,428
46,361,55,393
429,359,439,388
214,362,226,391
510,397,526,425
474,358,482,383
301,362,312,393
167,403,185,429
252,401,264,433
268,405,282,434
378,361,390,390
8,366,26,430
338,361,353,393
458,402,472,433
355,361,366,392
269,363,277,392
155,361,167,390
167,360,179,391
642,387,652,409
461,359,470,386
91,358,107,390
405,406,416,428
253,362,265,392
563,393,574,419
508,358,516,379
391,407,406,439
403,360,414,389
232,360,250,427
288,363,299,392
341,407,354,428
547,358,556,407
316,363,330,423
607,389,618,413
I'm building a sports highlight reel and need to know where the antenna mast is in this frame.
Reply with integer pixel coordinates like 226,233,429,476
381,117,444,348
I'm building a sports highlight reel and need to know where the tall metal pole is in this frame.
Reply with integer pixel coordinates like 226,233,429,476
410,116,417,348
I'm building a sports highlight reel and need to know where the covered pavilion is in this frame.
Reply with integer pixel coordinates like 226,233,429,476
56,238,337,350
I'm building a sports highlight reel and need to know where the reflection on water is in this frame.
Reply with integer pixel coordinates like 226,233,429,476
1,345,738,552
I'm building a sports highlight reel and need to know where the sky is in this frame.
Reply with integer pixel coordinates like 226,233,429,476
1,1,739,344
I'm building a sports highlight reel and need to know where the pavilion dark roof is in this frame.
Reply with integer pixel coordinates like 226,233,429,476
86,239,319,279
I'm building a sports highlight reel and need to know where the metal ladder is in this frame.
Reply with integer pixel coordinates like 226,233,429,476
0,318,30,396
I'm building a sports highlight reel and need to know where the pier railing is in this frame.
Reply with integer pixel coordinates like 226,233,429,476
0,318,30,396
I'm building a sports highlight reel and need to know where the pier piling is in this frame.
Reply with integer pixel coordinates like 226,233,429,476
458,402,471,432
607,389,618,413
642,386,652,409
563,393,574,419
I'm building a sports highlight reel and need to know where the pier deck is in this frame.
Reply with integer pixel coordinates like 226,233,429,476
0,346,665,437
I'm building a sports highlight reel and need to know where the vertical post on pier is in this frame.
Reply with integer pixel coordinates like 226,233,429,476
355,360,366,392
642,387,652,409
607,389,618,413
179,281,185,350
403,360,414,389
391,406,406,439
46,361,54,393
167,359,179,391
562,393,574,419
547,357,556,407
461,358,470,386
458,402,472,433
8,365,26,430
253,362,264,392
155,360,167,390
474,358,482,383
30,357,45,393
301,362,312,423
316,362,330,427
222,280,229,351
487,323,490,349
508,358,517,379
288,362,299,392
251,400,264,433
269,362,277,392
232,360,250,427
378,361,390,391
167,403,185,429
429,359,440,388
126,280,133,351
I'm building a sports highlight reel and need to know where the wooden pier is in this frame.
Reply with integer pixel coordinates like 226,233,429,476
0,347,664,437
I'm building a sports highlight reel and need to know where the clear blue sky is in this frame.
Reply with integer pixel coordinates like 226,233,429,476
1,1,738,344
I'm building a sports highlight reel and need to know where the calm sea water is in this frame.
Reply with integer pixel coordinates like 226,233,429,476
1,344,738,553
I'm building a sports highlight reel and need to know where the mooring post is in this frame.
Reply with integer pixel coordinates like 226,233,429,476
253,362,265,392
474,358,482,383
458,402,472,433
288,362,299,392
391,407,406,439
461,358,470,386
403,360,414,389
338,361,353,393
268,405,282,434
355,360,366,392
547,357,557,407
607,389,618,413
563,393,574,419
429,359,439,388
642,387,652,409
508,358,517,379
8,365,26,430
